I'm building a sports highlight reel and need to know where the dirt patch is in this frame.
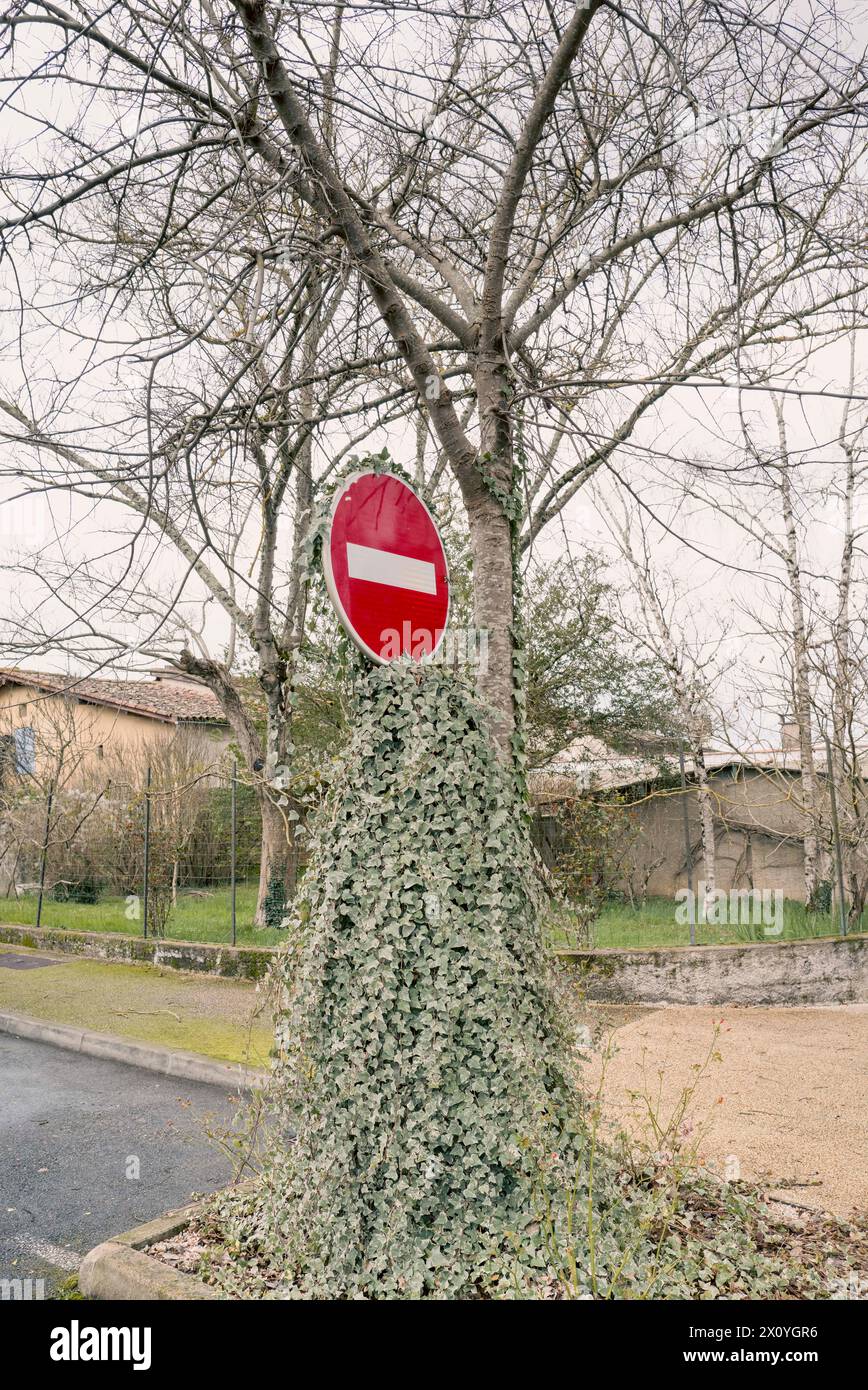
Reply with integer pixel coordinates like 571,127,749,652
583,1003,868,1219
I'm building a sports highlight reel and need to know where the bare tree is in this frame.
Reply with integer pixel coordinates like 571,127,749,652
680,394,826,905
810,337,868,925
0,280,349,919
0,692,107,898
0,25,370,919
96,731,222,934
1,0,865,779
600,495,724,902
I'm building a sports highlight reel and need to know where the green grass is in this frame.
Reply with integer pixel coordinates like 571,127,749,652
2,885,860,952
0,882,286,947
548,894,861,950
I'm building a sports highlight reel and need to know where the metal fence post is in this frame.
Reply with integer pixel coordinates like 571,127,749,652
678,742,696,946
35,786,53,930
142,765,152,940
230,760,237,947
824,733,847,937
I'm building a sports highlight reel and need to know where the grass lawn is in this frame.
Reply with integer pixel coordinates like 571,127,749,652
0,886,858,951
0,882,286,947
554,894,860,949
0,949,272,1066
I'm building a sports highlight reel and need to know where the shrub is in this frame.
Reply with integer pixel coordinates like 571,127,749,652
549,791,642,913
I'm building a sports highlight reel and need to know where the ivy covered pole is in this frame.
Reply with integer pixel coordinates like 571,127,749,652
215,457,634,1297
256,662,593,1296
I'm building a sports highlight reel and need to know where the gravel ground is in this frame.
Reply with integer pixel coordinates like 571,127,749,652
581,1002,868,1219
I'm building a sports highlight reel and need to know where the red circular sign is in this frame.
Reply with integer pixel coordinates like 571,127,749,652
323,471,450,664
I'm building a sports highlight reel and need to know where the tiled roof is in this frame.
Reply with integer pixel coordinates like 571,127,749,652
0,667,227,724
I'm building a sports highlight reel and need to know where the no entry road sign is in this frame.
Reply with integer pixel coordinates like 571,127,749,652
323,471,450,664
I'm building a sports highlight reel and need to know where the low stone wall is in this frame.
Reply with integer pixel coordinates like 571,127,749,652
559,934,868,1006
0,922,273,981
4,921,866,1003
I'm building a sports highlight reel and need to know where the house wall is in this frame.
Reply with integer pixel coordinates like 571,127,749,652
536,765,814,903
624,767,808,900
0,683,229,788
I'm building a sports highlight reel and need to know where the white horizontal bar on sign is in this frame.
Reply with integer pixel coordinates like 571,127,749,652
345,541,437,595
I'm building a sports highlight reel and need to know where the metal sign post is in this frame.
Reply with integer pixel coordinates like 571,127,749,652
142,765,152,940
35,786,53,931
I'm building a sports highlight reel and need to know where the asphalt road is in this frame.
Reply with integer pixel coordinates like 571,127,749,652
0,1033,237,1297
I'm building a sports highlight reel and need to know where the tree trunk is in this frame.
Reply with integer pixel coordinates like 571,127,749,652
694,749,717,904
257,793,295,927
788,614,821,906
465,354,517,759
776,413,821,906
831,419,859,929
464,485,516,755
178,650,297,927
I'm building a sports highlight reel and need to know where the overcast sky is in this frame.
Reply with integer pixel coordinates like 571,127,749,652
1,1,866,750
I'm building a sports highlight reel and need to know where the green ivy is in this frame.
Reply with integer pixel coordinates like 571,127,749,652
198,454,655,1297
196,661,856,1300
213,663,626,1297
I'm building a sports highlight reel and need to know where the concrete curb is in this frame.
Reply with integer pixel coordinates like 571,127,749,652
0,1009,268,1090
79,1201,225,1301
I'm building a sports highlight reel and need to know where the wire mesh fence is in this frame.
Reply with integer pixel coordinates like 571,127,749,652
0,762,302,945
1,757,855,950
